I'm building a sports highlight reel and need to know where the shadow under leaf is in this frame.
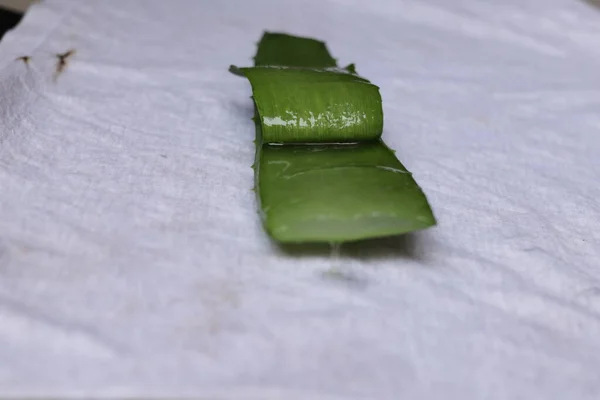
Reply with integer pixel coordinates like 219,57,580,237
276,231,434,263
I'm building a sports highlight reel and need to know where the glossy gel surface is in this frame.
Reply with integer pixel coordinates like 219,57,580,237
242,67,383,143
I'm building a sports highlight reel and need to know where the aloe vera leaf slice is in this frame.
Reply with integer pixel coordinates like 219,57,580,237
232,32,436,243
240,67,383,143
254,32,337,68
258,142,436,242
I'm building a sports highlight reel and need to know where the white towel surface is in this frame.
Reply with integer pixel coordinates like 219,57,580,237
1,0,600,398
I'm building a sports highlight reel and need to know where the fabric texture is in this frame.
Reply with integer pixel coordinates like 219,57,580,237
1,0,600,398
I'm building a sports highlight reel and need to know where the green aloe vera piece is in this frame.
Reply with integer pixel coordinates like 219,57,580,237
254,32,337,68
239,67,383,143
259,142,435,242
233,32,435,243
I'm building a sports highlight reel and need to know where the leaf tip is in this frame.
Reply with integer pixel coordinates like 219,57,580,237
228,65,245,77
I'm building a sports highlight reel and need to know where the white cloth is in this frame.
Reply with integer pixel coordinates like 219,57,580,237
1,0,600,398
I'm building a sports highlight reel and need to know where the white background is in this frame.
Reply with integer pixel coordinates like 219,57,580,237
1,0,600,398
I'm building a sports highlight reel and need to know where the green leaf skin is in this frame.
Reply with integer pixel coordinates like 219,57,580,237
259,142,436,242
241,67,383,143
254,32,337,68
232,32,436,243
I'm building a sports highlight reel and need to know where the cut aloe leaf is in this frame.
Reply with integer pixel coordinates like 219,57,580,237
232,32,436,243
259,142,435,242
238,67,383,143
254,32,337,68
